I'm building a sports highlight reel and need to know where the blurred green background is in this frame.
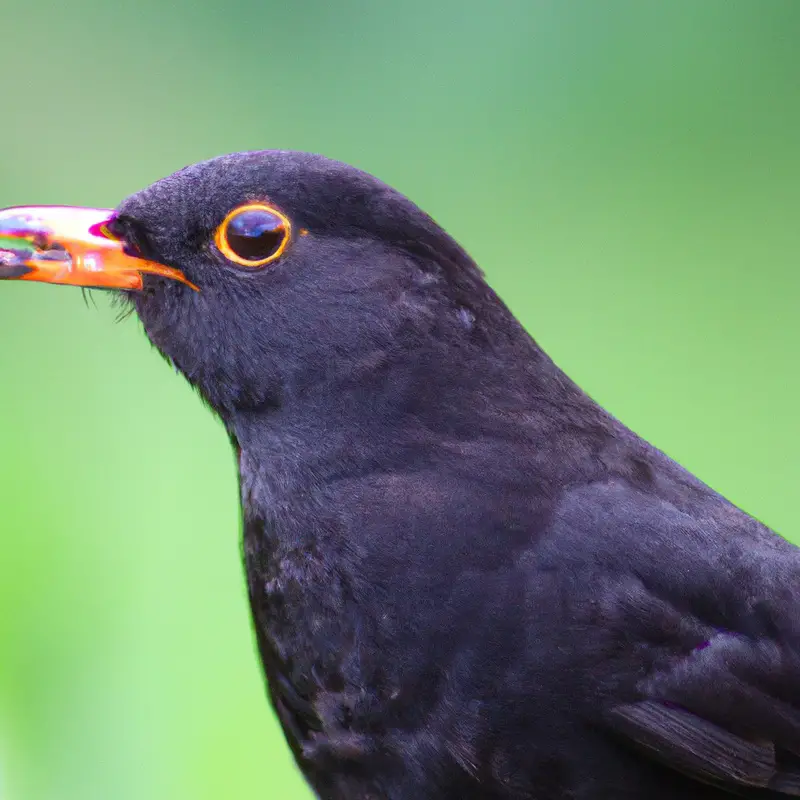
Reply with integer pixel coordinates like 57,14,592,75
1,1,799,798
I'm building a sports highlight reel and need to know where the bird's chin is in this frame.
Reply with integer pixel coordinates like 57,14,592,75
126,283,170,330
127,272,190,312
106,282,153,320
105,288,136,319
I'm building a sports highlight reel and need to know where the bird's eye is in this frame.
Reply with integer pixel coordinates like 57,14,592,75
215,203,291,268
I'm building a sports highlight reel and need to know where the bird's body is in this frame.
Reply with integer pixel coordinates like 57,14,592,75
3,151,799,798
233,299,800,800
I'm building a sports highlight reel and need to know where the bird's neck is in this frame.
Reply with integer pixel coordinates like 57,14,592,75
227,321,597,539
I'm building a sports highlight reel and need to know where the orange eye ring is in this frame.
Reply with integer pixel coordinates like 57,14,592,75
214,202,292,268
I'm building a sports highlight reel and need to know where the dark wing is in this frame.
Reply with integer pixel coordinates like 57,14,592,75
546,480,800,796
608,700,799,794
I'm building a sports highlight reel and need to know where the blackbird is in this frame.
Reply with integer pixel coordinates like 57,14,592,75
1,151,799,800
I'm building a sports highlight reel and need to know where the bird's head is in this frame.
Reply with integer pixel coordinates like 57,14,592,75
1,151,527,430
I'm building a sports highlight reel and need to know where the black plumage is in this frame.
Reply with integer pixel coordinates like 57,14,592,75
17,152,800,798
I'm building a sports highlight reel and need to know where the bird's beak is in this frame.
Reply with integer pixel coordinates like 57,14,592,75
0,205,198,291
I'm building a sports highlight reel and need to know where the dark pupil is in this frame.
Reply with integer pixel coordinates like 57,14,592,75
226,209,285,262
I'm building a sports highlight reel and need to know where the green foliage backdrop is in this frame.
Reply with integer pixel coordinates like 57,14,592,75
1,2,799,798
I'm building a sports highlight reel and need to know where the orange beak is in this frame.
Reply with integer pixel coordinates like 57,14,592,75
0,205,198,291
